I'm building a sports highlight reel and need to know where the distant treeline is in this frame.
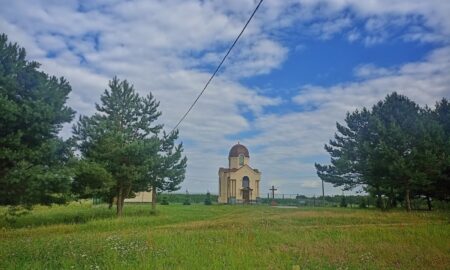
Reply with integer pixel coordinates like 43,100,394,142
261,194,449,210
157,193,218,204
153,193,449,210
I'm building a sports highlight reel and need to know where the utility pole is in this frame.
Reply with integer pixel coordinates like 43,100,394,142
321,179,325,206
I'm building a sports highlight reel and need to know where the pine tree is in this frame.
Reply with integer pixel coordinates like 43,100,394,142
204,192,212,205
73,77,164,216
140,130,187,210
432,99,450,204
183,190,191,205
340,195,347,208
73,77,187,215
0,34,75,207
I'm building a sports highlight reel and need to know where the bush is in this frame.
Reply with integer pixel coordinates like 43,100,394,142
359,198,367,208
183,199,191,205
204,192,212,205
183,190,191,205
160,197,169,205
340,196,348,208
2,206,30,226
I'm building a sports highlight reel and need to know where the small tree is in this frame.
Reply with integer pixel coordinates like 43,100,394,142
359,197,367,208
204,192,212,205
183,190,191,205
160,196,169,205
340,195,348,208
73,77,164,216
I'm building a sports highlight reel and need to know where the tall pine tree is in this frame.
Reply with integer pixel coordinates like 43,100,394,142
0,33,75,207
72,77,186,215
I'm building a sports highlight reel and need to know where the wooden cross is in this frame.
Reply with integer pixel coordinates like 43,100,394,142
269,185,277,199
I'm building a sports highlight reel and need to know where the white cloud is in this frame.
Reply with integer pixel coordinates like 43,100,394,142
310,17,352,40
353,64,395,79
347,28,361,43
300,180,322,189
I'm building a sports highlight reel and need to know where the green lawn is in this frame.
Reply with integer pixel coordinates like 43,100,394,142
1,203,449,269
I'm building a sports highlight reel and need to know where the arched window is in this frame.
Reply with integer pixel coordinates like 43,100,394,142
242,176,249,188
239,154,244,166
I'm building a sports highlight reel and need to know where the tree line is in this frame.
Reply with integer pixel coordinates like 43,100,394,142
316,93,450,211
0,34,187,216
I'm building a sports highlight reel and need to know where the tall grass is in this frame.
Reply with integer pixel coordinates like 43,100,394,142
1,203,449,269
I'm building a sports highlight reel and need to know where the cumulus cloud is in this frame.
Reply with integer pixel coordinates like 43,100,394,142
1,0,449,195
353,64,395,79
300,180,322,189
247,46,450,194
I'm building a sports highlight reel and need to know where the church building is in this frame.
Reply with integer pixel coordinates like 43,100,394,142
218,143,261,204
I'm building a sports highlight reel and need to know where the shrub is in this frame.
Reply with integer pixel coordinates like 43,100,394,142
183,190,191,205
204,192,212,205
340,196,348,208
359,198,367,208
183,199,191,205
160,197,169,205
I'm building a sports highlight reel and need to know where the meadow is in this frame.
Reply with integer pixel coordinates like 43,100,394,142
0,203,449,269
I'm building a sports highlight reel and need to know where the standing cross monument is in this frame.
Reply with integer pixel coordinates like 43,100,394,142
269,185,277,206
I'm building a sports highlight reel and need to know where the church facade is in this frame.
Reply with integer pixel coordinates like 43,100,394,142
218,143,261,204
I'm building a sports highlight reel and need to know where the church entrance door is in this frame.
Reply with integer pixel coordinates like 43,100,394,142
242,176,250,203
243,189,250,202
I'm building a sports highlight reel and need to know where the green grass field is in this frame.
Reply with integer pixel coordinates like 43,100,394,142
1,203,449,269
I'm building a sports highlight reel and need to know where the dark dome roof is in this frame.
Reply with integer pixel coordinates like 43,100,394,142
229,143,250,158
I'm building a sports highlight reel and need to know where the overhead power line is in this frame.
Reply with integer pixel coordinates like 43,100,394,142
171,0,264,133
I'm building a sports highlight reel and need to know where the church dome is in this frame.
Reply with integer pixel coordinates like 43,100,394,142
229,143,250,158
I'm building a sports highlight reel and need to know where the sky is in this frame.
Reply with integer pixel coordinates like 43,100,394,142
1,0,450,196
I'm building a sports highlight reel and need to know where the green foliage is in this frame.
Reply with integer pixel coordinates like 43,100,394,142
73,77,186,215
204,192,212,205
71,160,114,199
160,197,169,205
73,77,161,215
340,196,348,208
142,130,188,209
183,190,191,205
183,200,191,205
0,33,75,207
359,197,367,208
1,205,30,226
156,193,218,204
316,93,450,210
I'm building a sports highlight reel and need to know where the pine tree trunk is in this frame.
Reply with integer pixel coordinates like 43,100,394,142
151,187,157,211
108,195,114,209
376,187,383,209
405,186,412,212
116,187,123,217
426,196,432,211
388,187,395,209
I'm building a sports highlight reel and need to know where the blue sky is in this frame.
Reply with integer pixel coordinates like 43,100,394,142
1,0,449,196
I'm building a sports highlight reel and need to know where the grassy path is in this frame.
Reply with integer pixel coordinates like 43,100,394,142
1,204,449,269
